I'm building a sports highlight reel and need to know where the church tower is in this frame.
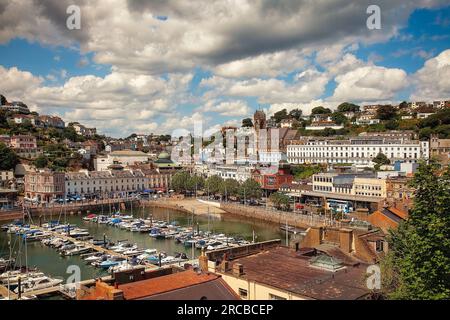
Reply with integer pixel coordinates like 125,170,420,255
253,109,267,161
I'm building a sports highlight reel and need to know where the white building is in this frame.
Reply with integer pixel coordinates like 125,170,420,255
94,150,151,171
65,169,146,196
417,112,435,119
287,137,429,167
71,123,96,137
305,124,344,131
258,151,287,164
353,113,380,125
208,165,253,182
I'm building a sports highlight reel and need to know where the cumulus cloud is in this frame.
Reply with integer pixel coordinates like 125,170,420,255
331,65,408,102
411,49,450,101
213,50,308,78
1,0,448,137
202,68,329,104
268,100,335,117
0,65,194,136
0,66,43,97
1,0,446,74
200,100,251,117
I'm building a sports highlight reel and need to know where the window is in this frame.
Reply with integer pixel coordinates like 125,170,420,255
269,293,287,300
376,240,384,252
238,288,248,299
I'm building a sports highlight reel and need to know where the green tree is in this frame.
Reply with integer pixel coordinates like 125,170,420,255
0,94,6,105
288,108,303,121
238,178,262,200
337,102,360,112
385,119,399,130
381,162,450,299
34,155,49,168
186,175,205,194
419,109,450,129
269,192,290,210
171,171,192,193
242,118,253,127
205,175,223,195
220,178,240,199
273,109,288,123
434,124,450,139
331,112,348,125
0,143,19,170
311,106,332,115
0,110,9,128
372,152,390,170
398,101,408,109
376,105,397,120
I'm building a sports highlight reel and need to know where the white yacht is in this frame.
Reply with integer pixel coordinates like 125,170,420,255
14,276,64,293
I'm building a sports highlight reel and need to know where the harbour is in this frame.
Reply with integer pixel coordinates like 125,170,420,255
0,204,284,299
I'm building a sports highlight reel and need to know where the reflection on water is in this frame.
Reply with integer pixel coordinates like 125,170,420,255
0,206,283,282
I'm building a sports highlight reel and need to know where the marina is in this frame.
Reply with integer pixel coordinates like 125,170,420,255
0,205,285,299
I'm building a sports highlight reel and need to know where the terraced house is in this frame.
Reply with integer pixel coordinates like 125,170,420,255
65,169,146,197
287,136,429,167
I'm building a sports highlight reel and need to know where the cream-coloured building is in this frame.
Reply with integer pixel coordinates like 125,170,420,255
0,170,14,182
95,150,151,171
65,169,146,196
353,177,386,198
311,173,386,198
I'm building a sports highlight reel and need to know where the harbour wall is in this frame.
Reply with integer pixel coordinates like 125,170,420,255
0,210,23,222
145,199,331,230
219,203,329,229
28,199,141,218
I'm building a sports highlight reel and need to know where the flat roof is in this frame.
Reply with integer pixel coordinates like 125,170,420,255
300,190,384,203
222,247,369,300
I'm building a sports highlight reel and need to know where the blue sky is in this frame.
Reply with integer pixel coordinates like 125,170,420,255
0,1,449,137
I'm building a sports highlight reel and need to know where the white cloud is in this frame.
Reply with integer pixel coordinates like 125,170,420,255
0,66,43,98
268,99,335,116
332,66,408,102
0,65,194,137
200,100,251,117
202,67,329,105
1,1,448,138
1,0,445,74
213,50,308,78
411,49,450,101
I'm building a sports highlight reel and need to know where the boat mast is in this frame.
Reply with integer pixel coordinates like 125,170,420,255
7,232,11,300
285,218,288,246
130,194,133,216
207,206,210,233
24,233,28,274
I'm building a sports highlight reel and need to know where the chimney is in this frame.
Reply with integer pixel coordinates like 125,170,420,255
339,228,353,253
232,263,244,277
198,249,209,272
220,260,229,273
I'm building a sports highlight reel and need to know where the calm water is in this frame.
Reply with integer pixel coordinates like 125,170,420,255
0,205,283,282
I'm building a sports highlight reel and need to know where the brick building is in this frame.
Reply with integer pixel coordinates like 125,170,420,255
10,135,37,149
24,170,65,203
252,166,293,192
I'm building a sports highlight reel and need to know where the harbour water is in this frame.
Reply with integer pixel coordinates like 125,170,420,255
0,206,284,282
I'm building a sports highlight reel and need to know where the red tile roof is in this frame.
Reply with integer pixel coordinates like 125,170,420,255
119,270,224,300
387,207,408,220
